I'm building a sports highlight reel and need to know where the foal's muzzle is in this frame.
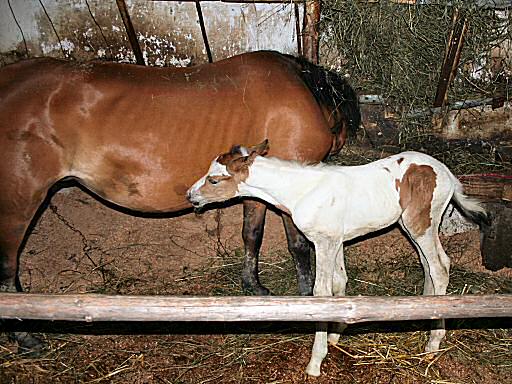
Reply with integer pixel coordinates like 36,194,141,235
186,189,203,208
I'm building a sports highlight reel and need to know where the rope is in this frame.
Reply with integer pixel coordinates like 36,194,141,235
84,0,113,60
37,0,68,59
7,0,29,58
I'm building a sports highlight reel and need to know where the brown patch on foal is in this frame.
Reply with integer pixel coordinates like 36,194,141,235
398,164,437,236
217,147,243,166
218,140,269,166
397,157,404,165
199,141,268,204
197,154,256,202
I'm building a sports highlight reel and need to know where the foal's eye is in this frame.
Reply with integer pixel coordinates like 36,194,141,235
208,177,219,185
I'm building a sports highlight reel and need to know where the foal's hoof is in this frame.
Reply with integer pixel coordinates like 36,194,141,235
327,333,341,345
305,361,321,377
15,332,46,358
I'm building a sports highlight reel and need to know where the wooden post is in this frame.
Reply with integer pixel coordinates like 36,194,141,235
294,3,303,57
433,8,467,108
302,0,321,64
116,0,145,65
1,294,511,323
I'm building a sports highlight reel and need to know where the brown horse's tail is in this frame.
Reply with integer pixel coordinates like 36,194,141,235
285,54,361,154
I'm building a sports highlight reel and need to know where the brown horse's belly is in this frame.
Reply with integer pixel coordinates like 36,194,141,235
1,53,334,214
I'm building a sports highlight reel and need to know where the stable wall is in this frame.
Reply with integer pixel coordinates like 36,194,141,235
1,0,302,65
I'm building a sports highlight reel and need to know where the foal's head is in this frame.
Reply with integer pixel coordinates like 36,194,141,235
187,140,269,208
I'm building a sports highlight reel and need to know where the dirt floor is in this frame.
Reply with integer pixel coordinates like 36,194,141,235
1,165,512,383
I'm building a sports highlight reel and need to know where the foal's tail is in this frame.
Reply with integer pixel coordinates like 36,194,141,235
451,177,491,227
285,54,361,142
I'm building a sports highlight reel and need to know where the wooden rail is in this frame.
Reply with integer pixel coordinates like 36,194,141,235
1,294,511,323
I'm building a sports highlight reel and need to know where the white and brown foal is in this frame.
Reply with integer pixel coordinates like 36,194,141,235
187,140,489,377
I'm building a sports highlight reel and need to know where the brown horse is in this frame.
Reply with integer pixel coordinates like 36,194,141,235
0,50,359,351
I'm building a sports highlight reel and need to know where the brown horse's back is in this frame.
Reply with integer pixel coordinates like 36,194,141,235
0,52,332,214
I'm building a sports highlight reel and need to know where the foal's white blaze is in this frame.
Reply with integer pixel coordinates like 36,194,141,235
239,146,249,156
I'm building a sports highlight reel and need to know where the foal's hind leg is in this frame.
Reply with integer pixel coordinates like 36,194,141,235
241,200,269,295
401,219,450,353
425,230,451,352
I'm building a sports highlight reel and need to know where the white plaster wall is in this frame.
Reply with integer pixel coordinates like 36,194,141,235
0,0,302,65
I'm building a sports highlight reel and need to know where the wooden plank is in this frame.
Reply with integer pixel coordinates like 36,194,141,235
116,0,145,65
1,294,511,323
460,175,512,202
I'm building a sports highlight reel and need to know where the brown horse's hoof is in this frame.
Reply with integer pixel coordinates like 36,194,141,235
242,282,271,296
15,332,46,358
297,281,314,296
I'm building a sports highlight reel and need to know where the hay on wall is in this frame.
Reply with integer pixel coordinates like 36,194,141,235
320,0,511,130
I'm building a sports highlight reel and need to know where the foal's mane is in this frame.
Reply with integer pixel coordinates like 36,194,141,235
259,156,331,171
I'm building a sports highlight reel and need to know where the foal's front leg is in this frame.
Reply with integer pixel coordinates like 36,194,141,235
327,245,348,345
305,238,340,377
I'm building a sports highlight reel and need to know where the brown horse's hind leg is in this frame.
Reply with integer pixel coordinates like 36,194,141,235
241,200,269,295
0,213,37,292
282,214,314,296
0,199,49,355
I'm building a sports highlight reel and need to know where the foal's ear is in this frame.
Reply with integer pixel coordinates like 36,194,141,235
248,139,270,156
227,155,250,175
229,145,244,156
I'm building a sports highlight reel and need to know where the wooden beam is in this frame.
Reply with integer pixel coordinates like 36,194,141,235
148,0,305,3
147,0,511,7
116,0,145,65
1,294,511,323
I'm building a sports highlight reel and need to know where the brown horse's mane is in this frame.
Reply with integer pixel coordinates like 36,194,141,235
279,52,360,139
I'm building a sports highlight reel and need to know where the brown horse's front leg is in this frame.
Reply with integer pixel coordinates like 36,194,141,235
241,200,270,295
282,214,314,296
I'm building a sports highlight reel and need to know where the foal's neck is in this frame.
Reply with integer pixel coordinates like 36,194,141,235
239,157,324,211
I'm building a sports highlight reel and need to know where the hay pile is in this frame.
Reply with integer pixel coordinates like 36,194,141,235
321,0,511,132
